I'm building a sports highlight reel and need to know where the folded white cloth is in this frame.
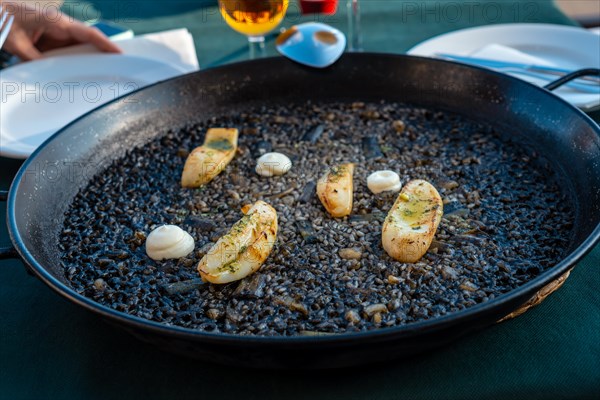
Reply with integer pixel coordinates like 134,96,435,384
465,42,599,111
43,29,199,72
469,43,556,66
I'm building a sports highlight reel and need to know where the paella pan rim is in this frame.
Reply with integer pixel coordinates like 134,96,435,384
6,53,600,344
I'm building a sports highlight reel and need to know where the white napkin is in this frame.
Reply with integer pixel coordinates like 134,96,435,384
469,43,556,67
466,43,599,111
43,29,199,72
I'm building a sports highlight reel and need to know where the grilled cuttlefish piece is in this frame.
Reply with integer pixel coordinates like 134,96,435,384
181,128,238,188
316,163,354,218
382,179,443,263
198,201,278,284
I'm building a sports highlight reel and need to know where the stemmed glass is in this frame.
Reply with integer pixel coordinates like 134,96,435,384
346,0,362,51
299,0,362,51
219,0,290,59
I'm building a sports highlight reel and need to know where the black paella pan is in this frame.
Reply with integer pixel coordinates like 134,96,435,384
1,54,599,368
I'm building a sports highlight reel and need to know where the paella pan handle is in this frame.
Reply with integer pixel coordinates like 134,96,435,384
0,190,19,260
544,68,600,91
0,246,18,260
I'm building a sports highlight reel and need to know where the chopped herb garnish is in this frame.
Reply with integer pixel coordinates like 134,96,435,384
206,139,234,151
218,260,238,273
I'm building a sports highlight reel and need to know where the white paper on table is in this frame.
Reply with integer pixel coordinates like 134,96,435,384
43,28,199,72
467,43,599,110
469,43,556,66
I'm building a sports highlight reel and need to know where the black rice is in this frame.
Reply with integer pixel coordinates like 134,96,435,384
60,101,574,336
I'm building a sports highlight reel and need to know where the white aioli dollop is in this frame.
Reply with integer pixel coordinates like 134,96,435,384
367,170,402,194
256,152,292,177
145,225,195,261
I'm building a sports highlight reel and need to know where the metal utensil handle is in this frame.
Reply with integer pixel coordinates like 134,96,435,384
544,68,600,91
0,189,18,260
504,69,599,94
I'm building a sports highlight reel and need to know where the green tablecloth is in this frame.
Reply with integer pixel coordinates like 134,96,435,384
68,0,577,67
1,1,599,399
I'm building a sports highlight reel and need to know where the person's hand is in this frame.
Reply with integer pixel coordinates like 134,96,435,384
2,1,121,61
